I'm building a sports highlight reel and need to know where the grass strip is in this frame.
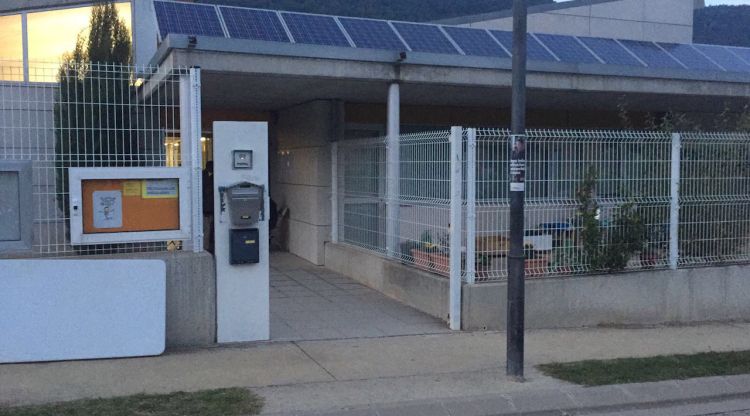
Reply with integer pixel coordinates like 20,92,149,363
0,388,263,416
538,350,750,386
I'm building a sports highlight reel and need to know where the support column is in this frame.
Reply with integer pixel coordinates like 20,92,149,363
385,82,400,257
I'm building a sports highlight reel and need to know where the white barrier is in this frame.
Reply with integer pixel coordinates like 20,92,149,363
0,260,166,364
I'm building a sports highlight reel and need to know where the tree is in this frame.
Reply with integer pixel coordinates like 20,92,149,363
54,3,139,251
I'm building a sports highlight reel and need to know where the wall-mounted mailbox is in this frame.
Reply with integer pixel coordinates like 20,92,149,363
230,228,260,265
225,183,264,227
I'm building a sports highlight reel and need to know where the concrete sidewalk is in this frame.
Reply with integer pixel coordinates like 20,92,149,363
1,322,750,414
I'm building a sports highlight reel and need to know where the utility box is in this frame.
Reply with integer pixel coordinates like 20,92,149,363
230,228,260,265
226,183,264,227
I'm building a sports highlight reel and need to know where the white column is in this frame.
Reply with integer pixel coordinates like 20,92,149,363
466,128,477,284
331,142,339,244
449,126,463,331
179,68,203,253
669,133,681,270
385,82,400,257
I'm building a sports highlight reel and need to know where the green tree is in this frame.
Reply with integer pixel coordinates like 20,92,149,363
54,3,132,220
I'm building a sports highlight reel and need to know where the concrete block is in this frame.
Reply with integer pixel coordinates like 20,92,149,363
589,18,645,41
643,22,693,44
162,251,217,347
590,0,645,21
288,219,329,265
324,242,449,322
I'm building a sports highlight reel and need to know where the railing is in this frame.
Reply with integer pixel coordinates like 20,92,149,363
0,60,201,257
333,128,750,283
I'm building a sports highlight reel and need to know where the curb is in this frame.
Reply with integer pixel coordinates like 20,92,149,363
282,374,750,416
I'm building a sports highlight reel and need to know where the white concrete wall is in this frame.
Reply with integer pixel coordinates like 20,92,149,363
272,100,341,265
462,0,696,44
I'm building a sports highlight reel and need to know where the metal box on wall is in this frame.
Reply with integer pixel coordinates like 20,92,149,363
230,228,260,265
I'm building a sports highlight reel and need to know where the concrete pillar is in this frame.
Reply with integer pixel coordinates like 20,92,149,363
386,82,400,257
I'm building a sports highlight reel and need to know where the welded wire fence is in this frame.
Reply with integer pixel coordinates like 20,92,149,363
334,128,750,282
335,130,454,276
0,60,190,257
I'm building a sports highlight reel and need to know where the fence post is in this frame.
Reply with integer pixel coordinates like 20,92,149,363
331,142,339,244
180,68,203,253
449,126,464,331
669,133,681,270
385,83,400,258
466,128,477,284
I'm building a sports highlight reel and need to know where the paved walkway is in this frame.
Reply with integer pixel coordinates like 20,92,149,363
2,322,750,414
270,253,449,341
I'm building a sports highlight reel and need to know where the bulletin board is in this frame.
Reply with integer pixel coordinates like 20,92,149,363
68,167,191,245
81,179,180,234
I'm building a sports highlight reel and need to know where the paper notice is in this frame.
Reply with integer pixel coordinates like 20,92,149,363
93,190,123,229
142,179,179,199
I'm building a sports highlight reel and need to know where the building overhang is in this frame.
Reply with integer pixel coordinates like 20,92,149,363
149,34,750,113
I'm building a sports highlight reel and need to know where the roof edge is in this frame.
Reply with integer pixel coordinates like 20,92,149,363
433,0,621,26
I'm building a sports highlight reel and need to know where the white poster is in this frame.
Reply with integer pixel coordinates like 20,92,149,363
93,190,123,229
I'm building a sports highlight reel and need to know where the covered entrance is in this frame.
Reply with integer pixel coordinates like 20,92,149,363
270,252,448,341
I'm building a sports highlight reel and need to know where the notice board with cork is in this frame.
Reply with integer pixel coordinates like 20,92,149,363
68,168,191,245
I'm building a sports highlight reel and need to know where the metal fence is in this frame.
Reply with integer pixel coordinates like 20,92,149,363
0,60,201,257
333,127,750,284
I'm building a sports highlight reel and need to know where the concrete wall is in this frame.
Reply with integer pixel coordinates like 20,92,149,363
325,242,750,330
460,0,696,44
325,242,449,322
273,100,343,265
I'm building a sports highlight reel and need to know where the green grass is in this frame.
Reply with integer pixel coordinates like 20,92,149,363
538,350,750,387
0,388,263,416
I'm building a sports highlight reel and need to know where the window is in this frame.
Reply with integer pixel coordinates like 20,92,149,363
0,14,23,81
1,2,132,83
0,161,32,252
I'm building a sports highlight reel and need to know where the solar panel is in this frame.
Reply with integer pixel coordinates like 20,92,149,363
490,31,556,62
391,22,459,55
577,37,642,67
442,26,509,58
657,43,722,72
618,40,684,70
535,34,599,64
281,12,351,47
693,44,750,73
154,1,225,38
338,17,406,51
727,46,750,66
219,7,289,42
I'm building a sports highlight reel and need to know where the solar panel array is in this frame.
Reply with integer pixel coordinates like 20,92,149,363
153,0,750,77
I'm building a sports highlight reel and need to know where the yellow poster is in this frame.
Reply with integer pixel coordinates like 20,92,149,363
122,181,142,196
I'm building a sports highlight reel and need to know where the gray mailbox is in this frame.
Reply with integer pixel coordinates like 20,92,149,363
225,183,265,227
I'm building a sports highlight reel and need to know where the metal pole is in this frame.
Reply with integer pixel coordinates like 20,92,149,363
449,126,463,331
507,0,527,381
180,68,204,253
669,133,681,270
331,142,339,244
466,128,477,284
386,82,401,258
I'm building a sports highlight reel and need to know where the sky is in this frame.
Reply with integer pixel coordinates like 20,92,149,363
705,0,750,4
